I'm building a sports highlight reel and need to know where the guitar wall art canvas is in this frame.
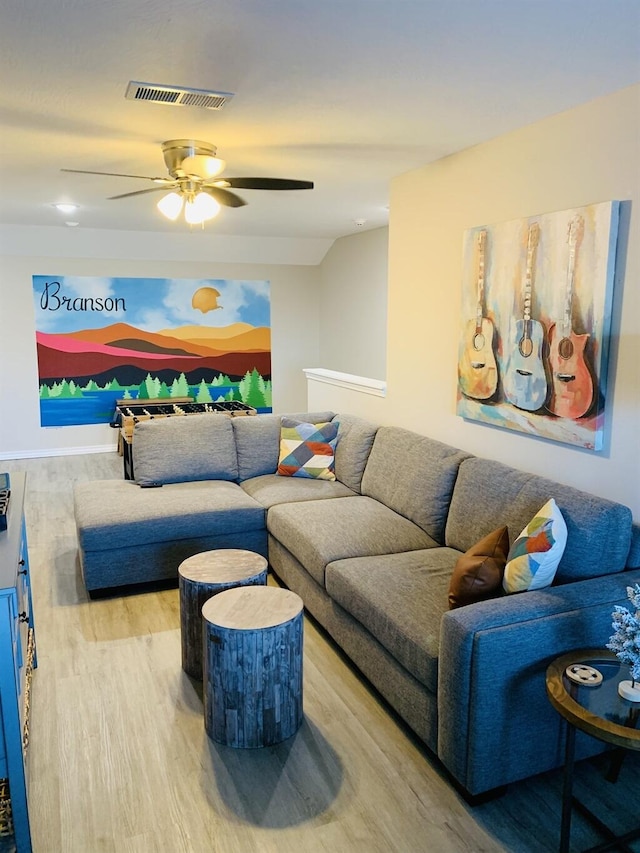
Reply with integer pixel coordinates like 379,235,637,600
456,201,619,450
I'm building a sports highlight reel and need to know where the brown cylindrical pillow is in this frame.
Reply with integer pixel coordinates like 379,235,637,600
448,526,510,609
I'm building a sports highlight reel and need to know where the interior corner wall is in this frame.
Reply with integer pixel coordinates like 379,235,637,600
0,237,322,457
314,84,640,519
318,227,388,379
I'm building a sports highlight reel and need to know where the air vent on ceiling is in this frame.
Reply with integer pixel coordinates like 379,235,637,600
125,81,234,110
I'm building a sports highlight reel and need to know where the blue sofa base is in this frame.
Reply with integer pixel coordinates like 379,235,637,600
79,529,268,595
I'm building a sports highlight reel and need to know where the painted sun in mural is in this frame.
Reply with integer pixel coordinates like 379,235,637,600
192,286,222,313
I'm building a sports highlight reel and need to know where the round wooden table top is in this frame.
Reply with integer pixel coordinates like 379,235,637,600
546,648,640,751
178,549,267,584
202,585,303,631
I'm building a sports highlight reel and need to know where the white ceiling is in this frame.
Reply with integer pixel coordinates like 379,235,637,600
1,0,639,240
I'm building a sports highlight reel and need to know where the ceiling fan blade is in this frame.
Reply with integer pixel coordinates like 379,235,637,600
222,177,314,191
203,186,247,208
108,185,177,200
62,168,171,183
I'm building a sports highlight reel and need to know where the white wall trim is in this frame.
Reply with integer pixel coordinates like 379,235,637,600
0,444,116,461
303,367,386,397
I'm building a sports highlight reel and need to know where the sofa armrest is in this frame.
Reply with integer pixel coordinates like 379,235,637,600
437,569,640,797
626,522,640,568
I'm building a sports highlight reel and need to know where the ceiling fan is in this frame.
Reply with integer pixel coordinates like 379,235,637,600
61,139,314,224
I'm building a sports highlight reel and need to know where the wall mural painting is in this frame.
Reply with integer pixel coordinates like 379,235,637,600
32,276,272,427
456,201,619,450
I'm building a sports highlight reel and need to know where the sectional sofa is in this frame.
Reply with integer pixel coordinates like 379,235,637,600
73,410,640,799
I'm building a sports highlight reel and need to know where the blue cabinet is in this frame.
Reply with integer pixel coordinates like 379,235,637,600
0,473,36,852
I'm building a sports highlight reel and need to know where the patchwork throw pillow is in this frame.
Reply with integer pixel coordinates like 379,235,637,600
503,498,567,593
277,418,339,480
448,526,510,609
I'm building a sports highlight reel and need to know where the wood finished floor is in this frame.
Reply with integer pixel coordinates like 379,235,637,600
2,452,639,853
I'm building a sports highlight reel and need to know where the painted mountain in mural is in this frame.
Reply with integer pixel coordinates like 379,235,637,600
36,322,271,386
64,322,269,356
158,323,271,352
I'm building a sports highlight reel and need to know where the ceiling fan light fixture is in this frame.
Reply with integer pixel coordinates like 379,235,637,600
185,192,220,225
157,191,184,220
61,138,311,225
181,154,226,179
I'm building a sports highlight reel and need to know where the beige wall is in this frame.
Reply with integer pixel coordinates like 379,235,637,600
318,227,388,378
311,84,640,519
0,238,322,457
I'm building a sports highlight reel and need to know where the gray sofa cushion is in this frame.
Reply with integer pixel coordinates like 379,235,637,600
445,458,633,584
267,495,437,587
326,548,458,693
133,414,238,486
74,479,265,552
232,411,335,481
360,426,470,542
331,414,379,493
241,473,355,508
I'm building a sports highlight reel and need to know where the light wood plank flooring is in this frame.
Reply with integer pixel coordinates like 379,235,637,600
2,452,638,853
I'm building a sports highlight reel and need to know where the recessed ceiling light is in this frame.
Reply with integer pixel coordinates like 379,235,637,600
65,221,80,227
53,203,79,214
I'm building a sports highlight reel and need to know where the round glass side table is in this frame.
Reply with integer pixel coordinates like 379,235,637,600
546,649,640,853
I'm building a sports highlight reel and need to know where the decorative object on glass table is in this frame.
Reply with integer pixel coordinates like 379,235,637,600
564,663,603,686
607,583,640,702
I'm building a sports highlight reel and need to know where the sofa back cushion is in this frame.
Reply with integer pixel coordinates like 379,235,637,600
360,426,470,542
331,414,379,493
133,414,238,486
232,411,335,481
445,457,632,583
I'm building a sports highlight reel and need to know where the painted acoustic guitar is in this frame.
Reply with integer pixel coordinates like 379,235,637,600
547,215,594,419
503,223,548,411
458,230,498,400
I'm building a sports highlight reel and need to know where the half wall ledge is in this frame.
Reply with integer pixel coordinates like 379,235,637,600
302,368,386,398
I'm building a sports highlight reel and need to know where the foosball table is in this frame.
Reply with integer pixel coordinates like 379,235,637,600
110,398,257,480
